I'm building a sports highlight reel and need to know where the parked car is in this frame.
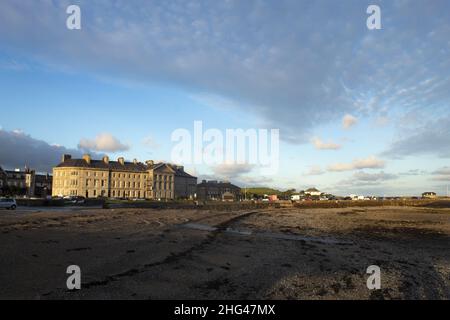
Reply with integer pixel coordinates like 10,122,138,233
0,198,17,210
63,196,86,204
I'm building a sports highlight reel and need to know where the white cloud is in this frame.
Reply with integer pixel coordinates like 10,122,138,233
432,176,450,182
431,166,450,181
212,163,254,179
328,155,385,172
342,114,358,130
432,167,450,175
304,165,324,176
311,137,341,150
399,169,426,176
374,116,389,127
142,136,160,149
2,1,450,143
382,116,450,158
78,133,129,153
353,171,397,182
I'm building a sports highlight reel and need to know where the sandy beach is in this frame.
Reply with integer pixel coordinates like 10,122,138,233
0,205,448,300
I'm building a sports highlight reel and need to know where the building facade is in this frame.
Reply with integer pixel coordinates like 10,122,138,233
52,154,197,200
422,192,437,199
305,188,321,197
0,166,52,197
197,180,241,202
25,170,53,198
0,167,6,196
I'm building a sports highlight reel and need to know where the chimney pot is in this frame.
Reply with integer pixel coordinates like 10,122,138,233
83,154,91,165
102,156,109,164
118,157,125,165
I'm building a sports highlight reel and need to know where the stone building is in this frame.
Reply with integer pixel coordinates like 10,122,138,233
52,154,197,200
0,166,6,196
196,180,241,202
25,170,53,198
0,166,52,197
422,191,437,199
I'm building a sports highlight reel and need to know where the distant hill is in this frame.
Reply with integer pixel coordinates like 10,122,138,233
241,187,283,196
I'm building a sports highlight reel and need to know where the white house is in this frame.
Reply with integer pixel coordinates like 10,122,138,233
305,188,321,197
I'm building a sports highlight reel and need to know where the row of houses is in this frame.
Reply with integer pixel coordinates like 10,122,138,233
0,166,52,198
2,155,243,202
52,154,241,201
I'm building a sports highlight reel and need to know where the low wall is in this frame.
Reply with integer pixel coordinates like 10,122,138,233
15,198,66,207
14,198,450,210
292,199,445,209
103,200,273,211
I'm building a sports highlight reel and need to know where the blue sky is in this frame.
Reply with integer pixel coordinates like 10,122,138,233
1,0,450,196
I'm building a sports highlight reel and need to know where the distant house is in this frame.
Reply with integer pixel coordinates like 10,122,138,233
305,188,321,197
0,166,52,197
1,167,53,198
348,194,365,201
422,192,437,199
197,180,241,202
0,166,6,196
222,191,235,202
291,194,301,201
26,171,53,198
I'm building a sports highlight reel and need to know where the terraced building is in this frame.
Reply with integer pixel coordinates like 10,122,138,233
52,154,197,200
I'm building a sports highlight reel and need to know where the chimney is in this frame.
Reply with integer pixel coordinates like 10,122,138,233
145,160,154,167
118,157,125,165
62,154,71,163
83,154,91,165
102,156,109,164
133,159,138,164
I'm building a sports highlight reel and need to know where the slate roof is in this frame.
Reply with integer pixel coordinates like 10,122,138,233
153,163,197,178
56,157,197,178
197,180,241,190
57,158,151,172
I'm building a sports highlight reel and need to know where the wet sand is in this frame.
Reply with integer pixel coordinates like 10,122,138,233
0,206,448,300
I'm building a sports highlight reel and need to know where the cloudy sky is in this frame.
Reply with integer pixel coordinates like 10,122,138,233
0,0,449,196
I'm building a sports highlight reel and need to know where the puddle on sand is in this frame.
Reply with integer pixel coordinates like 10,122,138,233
181,223,352,245
183,223,217,232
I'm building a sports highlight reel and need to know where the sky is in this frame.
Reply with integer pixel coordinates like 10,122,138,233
0,0,450,196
